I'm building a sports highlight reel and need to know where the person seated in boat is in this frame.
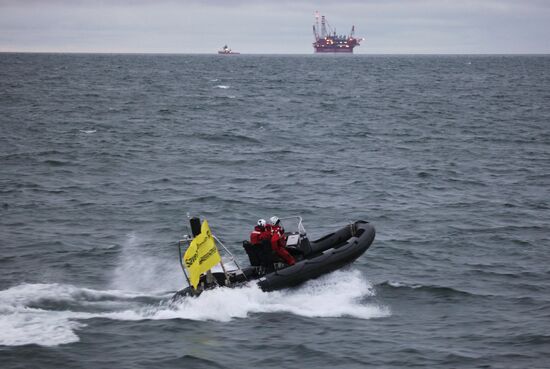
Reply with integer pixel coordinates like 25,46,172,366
250,219,271,246
270,216,284,234
249,218,276,272
269,216,295,266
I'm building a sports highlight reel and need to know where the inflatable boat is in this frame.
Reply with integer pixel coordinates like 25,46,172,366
173,217,375,299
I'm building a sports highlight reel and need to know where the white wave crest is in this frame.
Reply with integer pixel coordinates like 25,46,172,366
387,280,423,289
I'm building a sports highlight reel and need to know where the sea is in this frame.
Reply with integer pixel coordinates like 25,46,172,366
1,53,549,368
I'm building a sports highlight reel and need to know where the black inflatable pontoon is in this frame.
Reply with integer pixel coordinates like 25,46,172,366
173,218,375,299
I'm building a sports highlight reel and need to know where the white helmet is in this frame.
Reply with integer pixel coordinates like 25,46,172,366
270,216,280,225
257,219,266,227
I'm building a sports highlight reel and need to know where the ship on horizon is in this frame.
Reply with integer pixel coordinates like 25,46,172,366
218,45,240,55
312,12,363,53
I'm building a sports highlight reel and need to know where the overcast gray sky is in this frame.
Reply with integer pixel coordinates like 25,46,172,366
1,0,549,54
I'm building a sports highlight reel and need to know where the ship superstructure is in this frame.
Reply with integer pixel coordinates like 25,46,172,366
218,45,240,55
312,12,363,53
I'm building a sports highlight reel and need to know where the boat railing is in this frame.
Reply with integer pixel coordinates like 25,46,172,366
212,234,245,273
177,236,193,286
278,215,306,235
177,227,247,289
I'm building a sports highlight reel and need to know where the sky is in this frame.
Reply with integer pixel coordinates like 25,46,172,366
0,0,549,54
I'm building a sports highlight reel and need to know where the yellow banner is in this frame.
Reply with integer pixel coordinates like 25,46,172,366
183,219,222,289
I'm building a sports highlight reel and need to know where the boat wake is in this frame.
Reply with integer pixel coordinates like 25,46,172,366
0,270,388,347
169,269,389,321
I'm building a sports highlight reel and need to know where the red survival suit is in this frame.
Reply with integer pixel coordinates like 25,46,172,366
250,225,271,246
271,225,296,266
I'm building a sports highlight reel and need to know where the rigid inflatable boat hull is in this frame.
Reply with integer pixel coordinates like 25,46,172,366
173,221,375,298
257,222,375,291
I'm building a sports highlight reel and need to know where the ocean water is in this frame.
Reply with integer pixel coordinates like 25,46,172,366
1,53,549,368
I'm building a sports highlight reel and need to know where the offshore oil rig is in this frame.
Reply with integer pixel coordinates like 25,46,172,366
312,12,363,53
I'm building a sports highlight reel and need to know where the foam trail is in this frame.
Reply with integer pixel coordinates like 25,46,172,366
0,282,167,347
109,269,389,322
0,308,85,346
0,270,388,347
160,268,376,322
0,284,97,346
258,270,389,319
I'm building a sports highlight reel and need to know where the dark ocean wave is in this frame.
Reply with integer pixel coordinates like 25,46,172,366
157,355,228,369
377,281,475,298
191,132,261,144
462,268,547,280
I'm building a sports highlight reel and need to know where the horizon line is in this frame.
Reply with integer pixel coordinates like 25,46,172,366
1,51,549,56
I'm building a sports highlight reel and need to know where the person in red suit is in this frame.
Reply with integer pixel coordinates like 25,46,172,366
270,216,295,266
250,219,271,246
